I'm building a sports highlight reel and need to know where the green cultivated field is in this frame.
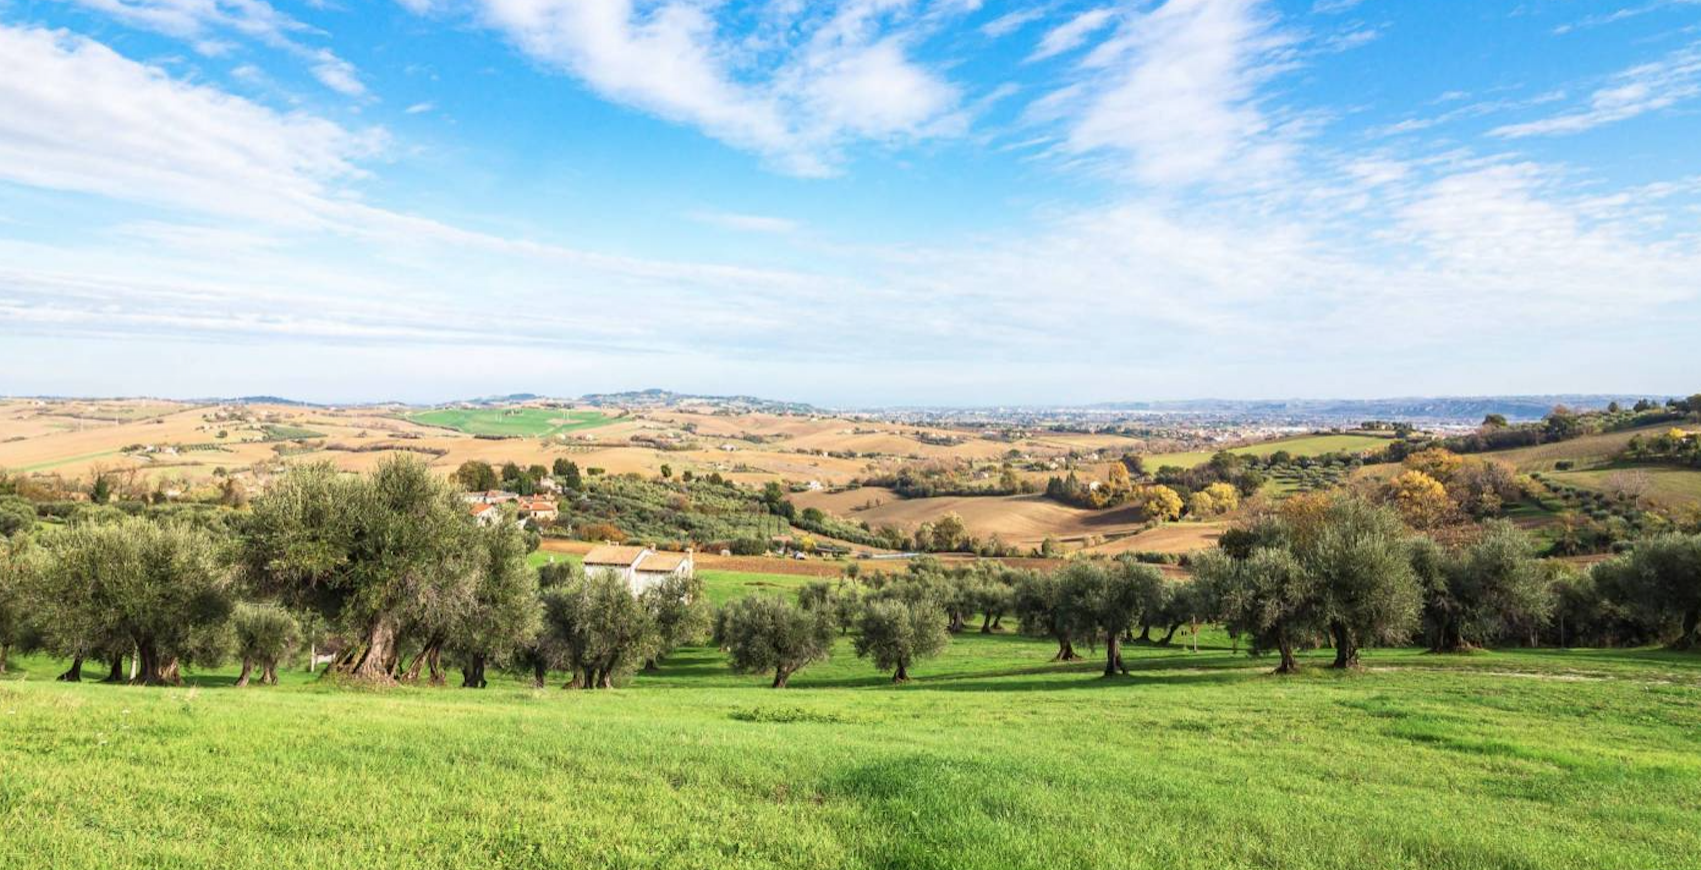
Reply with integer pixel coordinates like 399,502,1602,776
1145,432,1395,471
4,617,1701,869
1550,466,1701,504
408,408,618,437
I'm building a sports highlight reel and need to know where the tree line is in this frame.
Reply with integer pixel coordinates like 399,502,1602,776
2,463,1698,686
0,458,707,688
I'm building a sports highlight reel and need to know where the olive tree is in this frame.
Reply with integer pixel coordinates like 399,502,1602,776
450,520,542,688
854,593,949,682
232,603,301,687
1014,569,1088,661
1420,521,1553,652
1061,561,1165,677
719,595,834,688
0,496,35,538
1307,496,1421,668
798,578,865,635
1193,547,1320,673
642,573,711,669
541,570,655,689
0,534,34,674
237,458,478,683
38,517,232,685
1595,533,1701,648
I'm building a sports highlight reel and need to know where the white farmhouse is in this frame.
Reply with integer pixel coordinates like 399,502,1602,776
582,545,696,595
468,503,501,527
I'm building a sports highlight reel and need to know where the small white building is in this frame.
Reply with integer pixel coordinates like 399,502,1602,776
468,503,501,527
582,545,695,595
463,490,520,505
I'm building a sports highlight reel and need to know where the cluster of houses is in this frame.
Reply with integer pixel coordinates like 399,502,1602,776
463,489,558,526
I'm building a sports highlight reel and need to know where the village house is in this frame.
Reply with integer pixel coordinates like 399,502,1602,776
518,498,558,522
467,503,501,527
581,545,695,595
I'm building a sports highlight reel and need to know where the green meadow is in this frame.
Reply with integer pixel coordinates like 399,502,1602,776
1144,432,1395,472
4,605,1701,869
407,408,618,437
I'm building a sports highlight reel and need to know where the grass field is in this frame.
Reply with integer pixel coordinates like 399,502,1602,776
4,628,1700,870
407,408,619,438
1487,424,1701,507
1550,466,1701,504
1143,432,1394,471
15,449,120,473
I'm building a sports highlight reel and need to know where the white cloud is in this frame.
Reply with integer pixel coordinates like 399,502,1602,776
62,0,368,97
1492,44,1701,137
1028,7,1118,62
0,25,384,225
1553,1,1701,35
309,48,366,97
7,4,1701,402
981,8,1047,38
404,101,435,114
686,211,799,234
463,0,965,175
63,0,306,44
1054,0,1295,186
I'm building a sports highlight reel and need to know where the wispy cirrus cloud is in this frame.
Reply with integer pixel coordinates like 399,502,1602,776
1046,0,1297,186
1027,7,1118,62
458,0,967,176
1492,43,1701,137
1552,0,1701,34
686,211,799,235
61,0,368,96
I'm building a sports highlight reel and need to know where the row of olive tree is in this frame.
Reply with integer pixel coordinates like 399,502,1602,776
0,457,709,688
1189,492,1701,672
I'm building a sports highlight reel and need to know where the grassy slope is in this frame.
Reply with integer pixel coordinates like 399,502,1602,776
4,633,1701,870
1476,424,1701,507
408,408,617,438
1144,432,1394,471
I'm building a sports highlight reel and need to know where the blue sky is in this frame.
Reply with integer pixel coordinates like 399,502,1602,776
1,0,1698,406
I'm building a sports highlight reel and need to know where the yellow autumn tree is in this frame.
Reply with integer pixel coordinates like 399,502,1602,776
1186,491,1215,518
1136,485,1184,522
1403,447,1463,484
1202,482,1241,514
1389,470,1450,529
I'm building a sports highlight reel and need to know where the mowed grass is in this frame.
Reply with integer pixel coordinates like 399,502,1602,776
408,408,618,437
1145,432,1394,471
5,621,1701,870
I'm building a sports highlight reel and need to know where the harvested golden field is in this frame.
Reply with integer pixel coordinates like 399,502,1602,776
826,493,1151,548
792,486,902,515
1081,521,1226,556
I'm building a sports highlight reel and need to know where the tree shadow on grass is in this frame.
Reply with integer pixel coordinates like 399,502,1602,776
792,651,1261,692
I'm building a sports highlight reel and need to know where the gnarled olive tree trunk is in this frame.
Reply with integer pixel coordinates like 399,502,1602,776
1274,635,1299,674
1329,623,1360,669
1103,631,1127,677
235,658,255,687
330,616,399,684
57,655,84,682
